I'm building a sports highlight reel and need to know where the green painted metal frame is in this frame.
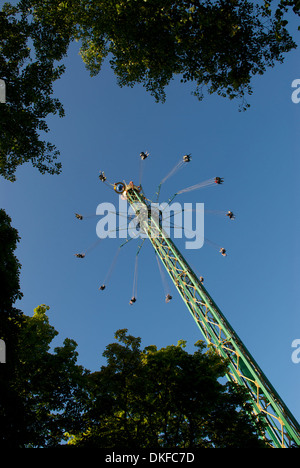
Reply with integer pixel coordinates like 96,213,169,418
125,185,300,448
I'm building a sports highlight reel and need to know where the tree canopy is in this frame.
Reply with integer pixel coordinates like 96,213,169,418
25,0,300,107
0,0,299,179
0,2,66,181
0,208,23,310
1,303,90,448
66,329,268,448
74,0,298,107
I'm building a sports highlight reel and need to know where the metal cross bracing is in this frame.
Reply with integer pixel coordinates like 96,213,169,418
123,183,300,449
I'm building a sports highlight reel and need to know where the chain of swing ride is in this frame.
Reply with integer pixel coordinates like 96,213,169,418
74,152,235,304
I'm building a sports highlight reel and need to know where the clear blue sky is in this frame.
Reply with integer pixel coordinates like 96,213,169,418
1,15,300,426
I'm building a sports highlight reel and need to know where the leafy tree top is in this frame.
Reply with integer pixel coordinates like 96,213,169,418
1,0,299,179
67,328,268,448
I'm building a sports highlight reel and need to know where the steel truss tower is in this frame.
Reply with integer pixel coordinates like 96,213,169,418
120,182,300,448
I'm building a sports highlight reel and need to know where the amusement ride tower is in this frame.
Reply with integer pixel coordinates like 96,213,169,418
76,155,300,448
111,172,300,448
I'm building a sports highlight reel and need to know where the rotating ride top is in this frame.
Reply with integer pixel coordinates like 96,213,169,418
75,153,300,448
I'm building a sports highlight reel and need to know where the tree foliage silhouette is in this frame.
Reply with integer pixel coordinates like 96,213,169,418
66,329,268,448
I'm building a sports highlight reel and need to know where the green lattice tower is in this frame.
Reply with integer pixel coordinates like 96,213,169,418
120,181,300,448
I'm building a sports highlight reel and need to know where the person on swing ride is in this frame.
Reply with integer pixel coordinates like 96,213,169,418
226,211,235,219
129,297,136,305
127,181,141,192
99,171,106,182
99,285,105,291
183,154,191,162
165,294,172,303
75,213,83,220
75,253,85,258
140,151,149,160
214,177,224,184
219,248,227,257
